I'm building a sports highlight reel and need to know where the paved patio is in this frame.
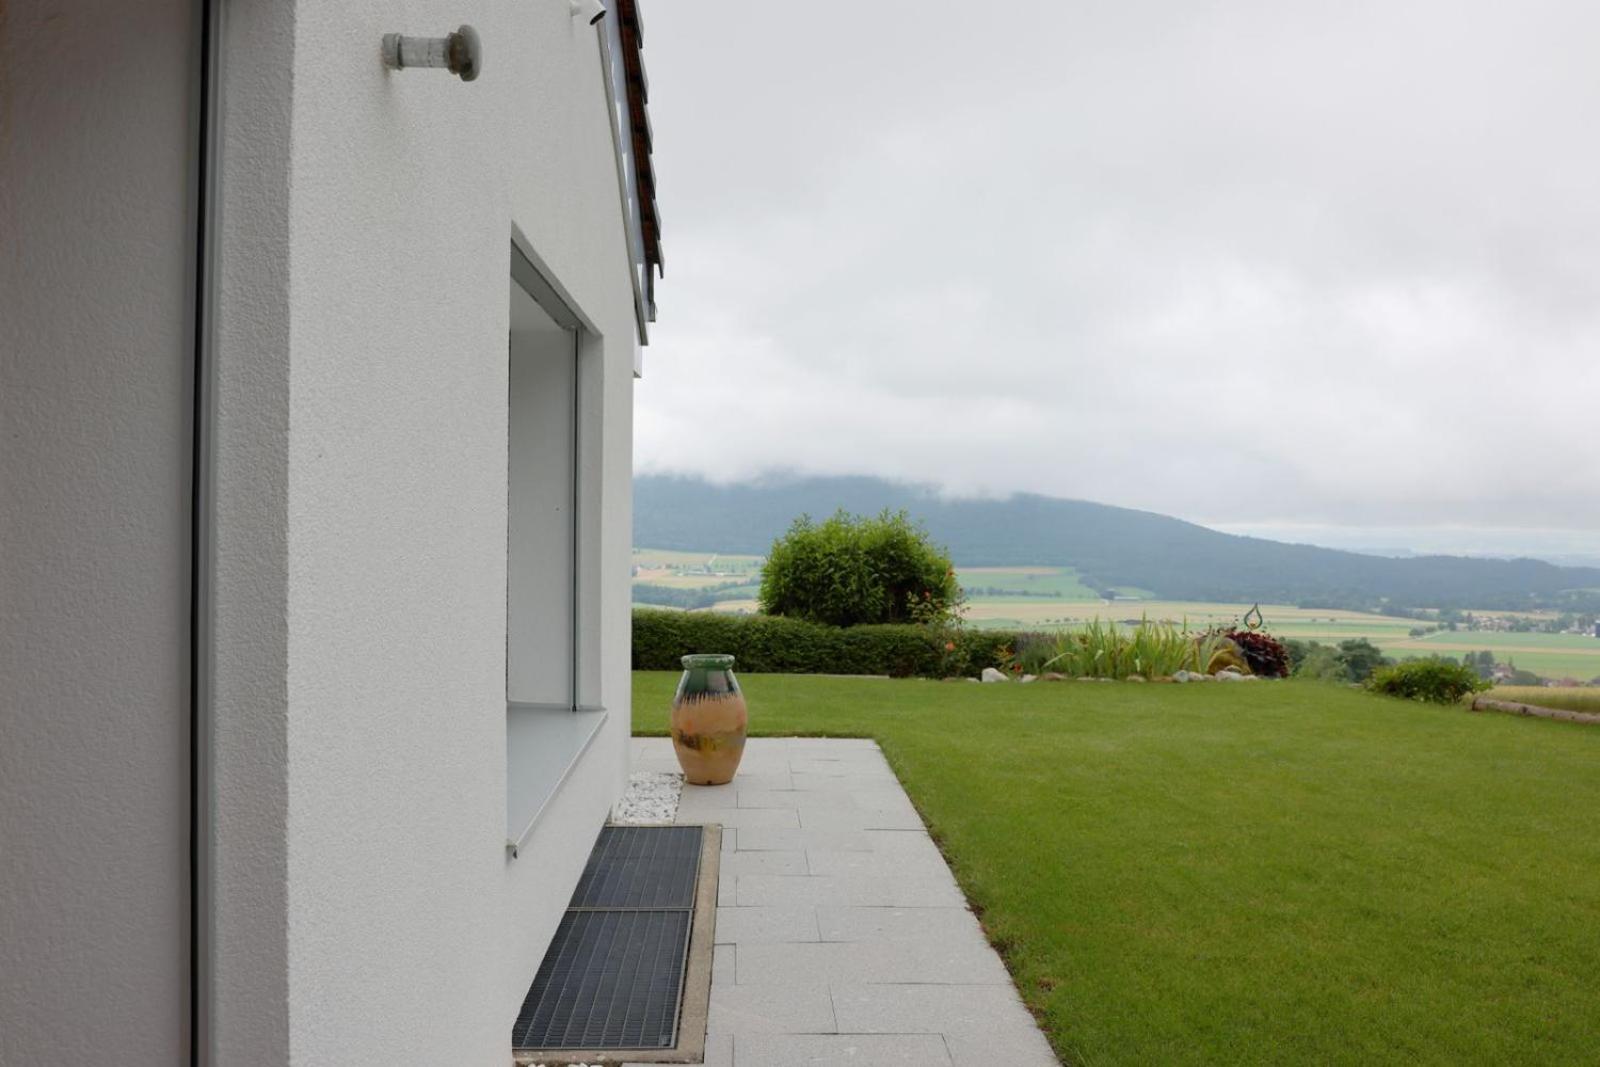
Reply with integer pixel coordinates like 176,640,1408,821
627,737,1059,1067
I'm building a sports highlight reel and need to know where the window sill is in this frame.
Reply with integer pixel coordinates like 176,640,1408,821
506,704,608,859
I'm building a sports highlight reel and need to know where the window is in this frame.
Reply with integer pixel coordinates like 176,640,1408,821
505,245,606,856
508,280,579,708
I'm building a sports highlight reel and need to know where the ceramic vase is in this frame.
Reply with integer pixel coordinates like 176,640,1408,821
670,654,747,785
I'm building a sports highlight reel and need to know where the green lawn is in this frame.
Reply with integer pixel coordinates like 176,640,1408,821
634,672,1600,1065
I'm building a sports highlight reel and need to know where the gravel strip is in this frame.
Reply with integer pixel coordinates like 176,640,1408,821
612,770,683,824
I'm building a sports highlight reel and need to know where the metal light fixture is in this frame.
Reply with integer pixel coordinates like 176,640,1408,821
381,25,483,81
570,0,608,25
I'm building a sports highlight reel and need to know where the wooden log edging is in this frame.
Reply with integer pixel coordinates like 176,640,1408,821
1470,697,1600,726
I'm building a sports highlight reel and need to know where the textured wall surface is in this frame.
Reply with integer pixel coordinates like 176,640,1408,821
4,0,639,1062
208,0,295,1061
221,1,639,1061
0,2,194,1061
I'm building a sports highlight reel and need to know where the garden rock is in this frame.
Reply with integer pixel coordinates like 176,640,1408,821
980,667,1009,683
1041,672,1067,682
1021,674,1037,683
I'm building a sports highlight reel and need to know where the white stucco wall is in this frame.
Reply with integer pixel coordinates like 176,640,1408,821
0,3,194,1062
208,1,639,1061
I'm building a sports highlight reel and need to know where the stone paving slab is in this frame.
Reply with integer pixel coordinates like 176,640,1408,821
805,842,952,879
706,984,837,1035
718,850,810,879
792,805,928,832
728,1034,954,1065
735,939,1013,986
815,905,989,945
736,871,968,908
712,905,821,945
829,983,1053,1041
732,827,910,853
631,737,1059,1067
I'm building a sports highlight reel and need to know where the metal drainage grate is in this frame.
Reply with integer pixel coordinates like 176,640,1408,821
571,825,703,909
513,825,705,1052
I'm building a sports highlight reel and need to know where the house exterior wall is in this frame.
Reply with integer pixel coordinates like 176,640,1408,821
208,2,640,1062
4,0,640,1062
0,2,195,1062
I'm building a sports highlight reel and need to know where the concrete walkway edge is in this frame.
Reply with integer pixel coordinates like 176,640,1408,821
626,737,1060,1067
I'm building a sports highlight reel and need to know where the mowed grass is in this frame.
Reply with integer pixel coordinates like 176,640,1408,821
634,672,1600,1065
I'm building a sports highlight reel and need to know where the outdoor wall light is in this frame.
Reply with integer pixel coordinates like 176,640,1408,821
571,0,608,25
381,25,483,81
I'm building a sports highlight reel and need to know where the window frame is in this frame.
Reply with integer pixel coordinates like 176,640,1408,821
505,237,607,857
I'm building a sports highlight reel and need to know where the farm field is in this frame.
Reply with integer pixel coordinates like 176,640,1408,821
633,550,1600,679
633,547,762,590
1377,632,1600,681
1484,686,1600,713
633,547,763,570
957,565,1138,600
960,597,1414,634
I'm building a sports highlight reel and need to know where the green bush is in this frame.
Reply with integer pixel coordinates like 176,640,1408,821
1366,659,1490,704
632,609,1015,678
759,509,961,627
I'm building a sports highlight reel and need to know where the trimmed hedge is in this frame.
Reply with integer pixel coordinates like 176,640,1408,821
633,609,1018,678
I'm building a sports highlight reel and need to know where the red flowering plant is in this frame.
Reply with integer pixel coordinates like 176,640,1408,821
1221,627,1291,677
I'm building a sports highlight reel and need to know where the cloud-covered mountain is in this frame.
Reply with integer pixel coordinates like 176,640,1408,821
636,474,1600,611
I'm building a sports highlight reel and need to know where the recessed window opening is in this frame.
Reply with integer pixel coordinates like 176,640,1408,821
508,277,580,710
505,244,606,855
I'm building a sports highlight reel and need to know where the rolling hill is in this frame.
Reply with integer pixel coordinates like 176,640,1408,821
635,474,1600,611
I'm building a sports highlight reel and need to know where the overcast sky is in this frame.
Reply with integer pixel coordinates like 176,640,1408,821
633,1,1600,553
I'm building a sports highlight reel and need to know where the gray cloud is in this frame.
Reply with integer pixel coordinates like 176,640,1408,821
636,0,1600,536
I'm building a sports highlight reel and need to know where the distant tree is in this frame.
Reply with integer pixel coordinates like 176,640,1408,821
1335,638,1392,683
759,509,961,628
1286,639,1346,681
1465,646,1497,681
633,580,752,611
